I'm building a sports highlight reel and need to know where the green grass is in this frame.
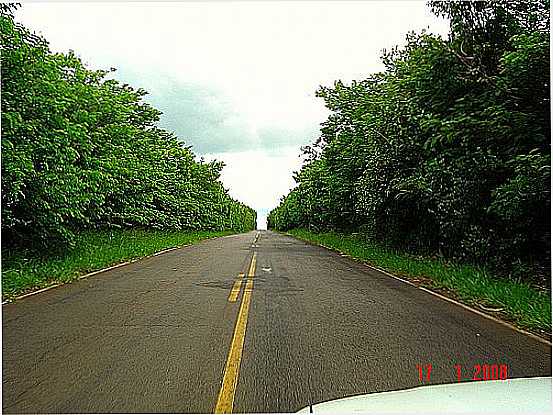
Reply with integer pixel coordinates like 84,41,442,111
287,229,551,335
2,229,234,300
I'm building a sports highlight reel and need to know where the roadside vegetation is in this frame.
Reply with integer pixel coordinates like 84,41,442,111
2,229,231,300
269,1,550,331
289,229,551,334
1,4,256,297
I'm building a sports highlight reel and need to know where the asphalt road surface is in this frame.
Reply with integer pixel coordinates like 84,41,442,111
3,230,551,413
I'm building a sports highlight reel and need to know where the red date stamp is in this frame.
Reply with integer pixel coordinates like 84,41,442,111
417,363,509,383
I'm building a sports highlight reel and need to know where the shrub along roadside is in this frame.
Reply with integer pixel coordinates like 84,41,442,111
287,229,551,336
1,7,256,251
1,228,234,301
268,1,550,284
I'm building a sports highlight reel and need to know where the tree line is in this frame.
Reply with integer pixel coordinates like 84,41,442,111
268,1,550,281
1,4,256,250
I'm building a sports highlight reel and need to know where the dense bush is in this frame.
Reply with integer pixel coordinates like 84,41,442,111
269,1,550,281
1,5,256,249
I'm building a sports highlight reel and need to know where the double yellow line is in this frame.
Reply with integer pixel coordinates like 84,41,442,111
227,273,245,303
215,252,257,413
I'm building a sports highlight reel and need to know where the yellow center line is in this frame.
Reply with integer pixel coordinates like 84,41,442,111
247,251,257,278
228,273,245,303
215,252,257,414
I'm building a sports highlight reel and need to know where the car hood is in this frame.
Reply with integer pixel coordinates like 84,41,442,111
297,377,552,414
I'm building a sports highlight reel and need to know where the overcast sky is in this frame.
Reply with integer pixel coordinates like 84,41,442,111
15,1,449,229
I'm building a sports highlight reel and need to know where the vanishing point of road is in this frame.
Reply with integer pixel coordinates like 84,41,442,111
3,230,551,413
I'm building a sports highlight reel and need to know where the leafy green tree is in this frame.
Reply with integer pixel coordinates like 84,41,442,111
1,7,256,249
269,0,549,282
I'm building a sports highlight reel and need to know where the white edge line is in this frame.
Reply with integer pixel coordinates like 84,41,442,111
2,243,191,305
417,286,552,346
364,263,417,287
367,263,552,347
8,284,62,301
289,233,552,347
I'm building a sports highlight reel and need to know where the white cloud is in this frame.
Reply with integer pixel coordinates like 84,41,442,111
204,149,305,229
15,1,449,224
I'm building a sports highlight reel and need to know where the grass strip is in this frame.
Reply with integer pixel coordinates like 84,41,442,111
2,229,234,300
287,229,551,335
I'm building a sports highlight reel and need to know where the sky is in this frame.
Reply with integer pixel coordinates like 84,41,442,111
15,1,449,229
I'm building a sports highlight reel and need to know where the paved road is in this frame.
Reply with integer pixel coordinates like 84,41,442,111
3,230,551,413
